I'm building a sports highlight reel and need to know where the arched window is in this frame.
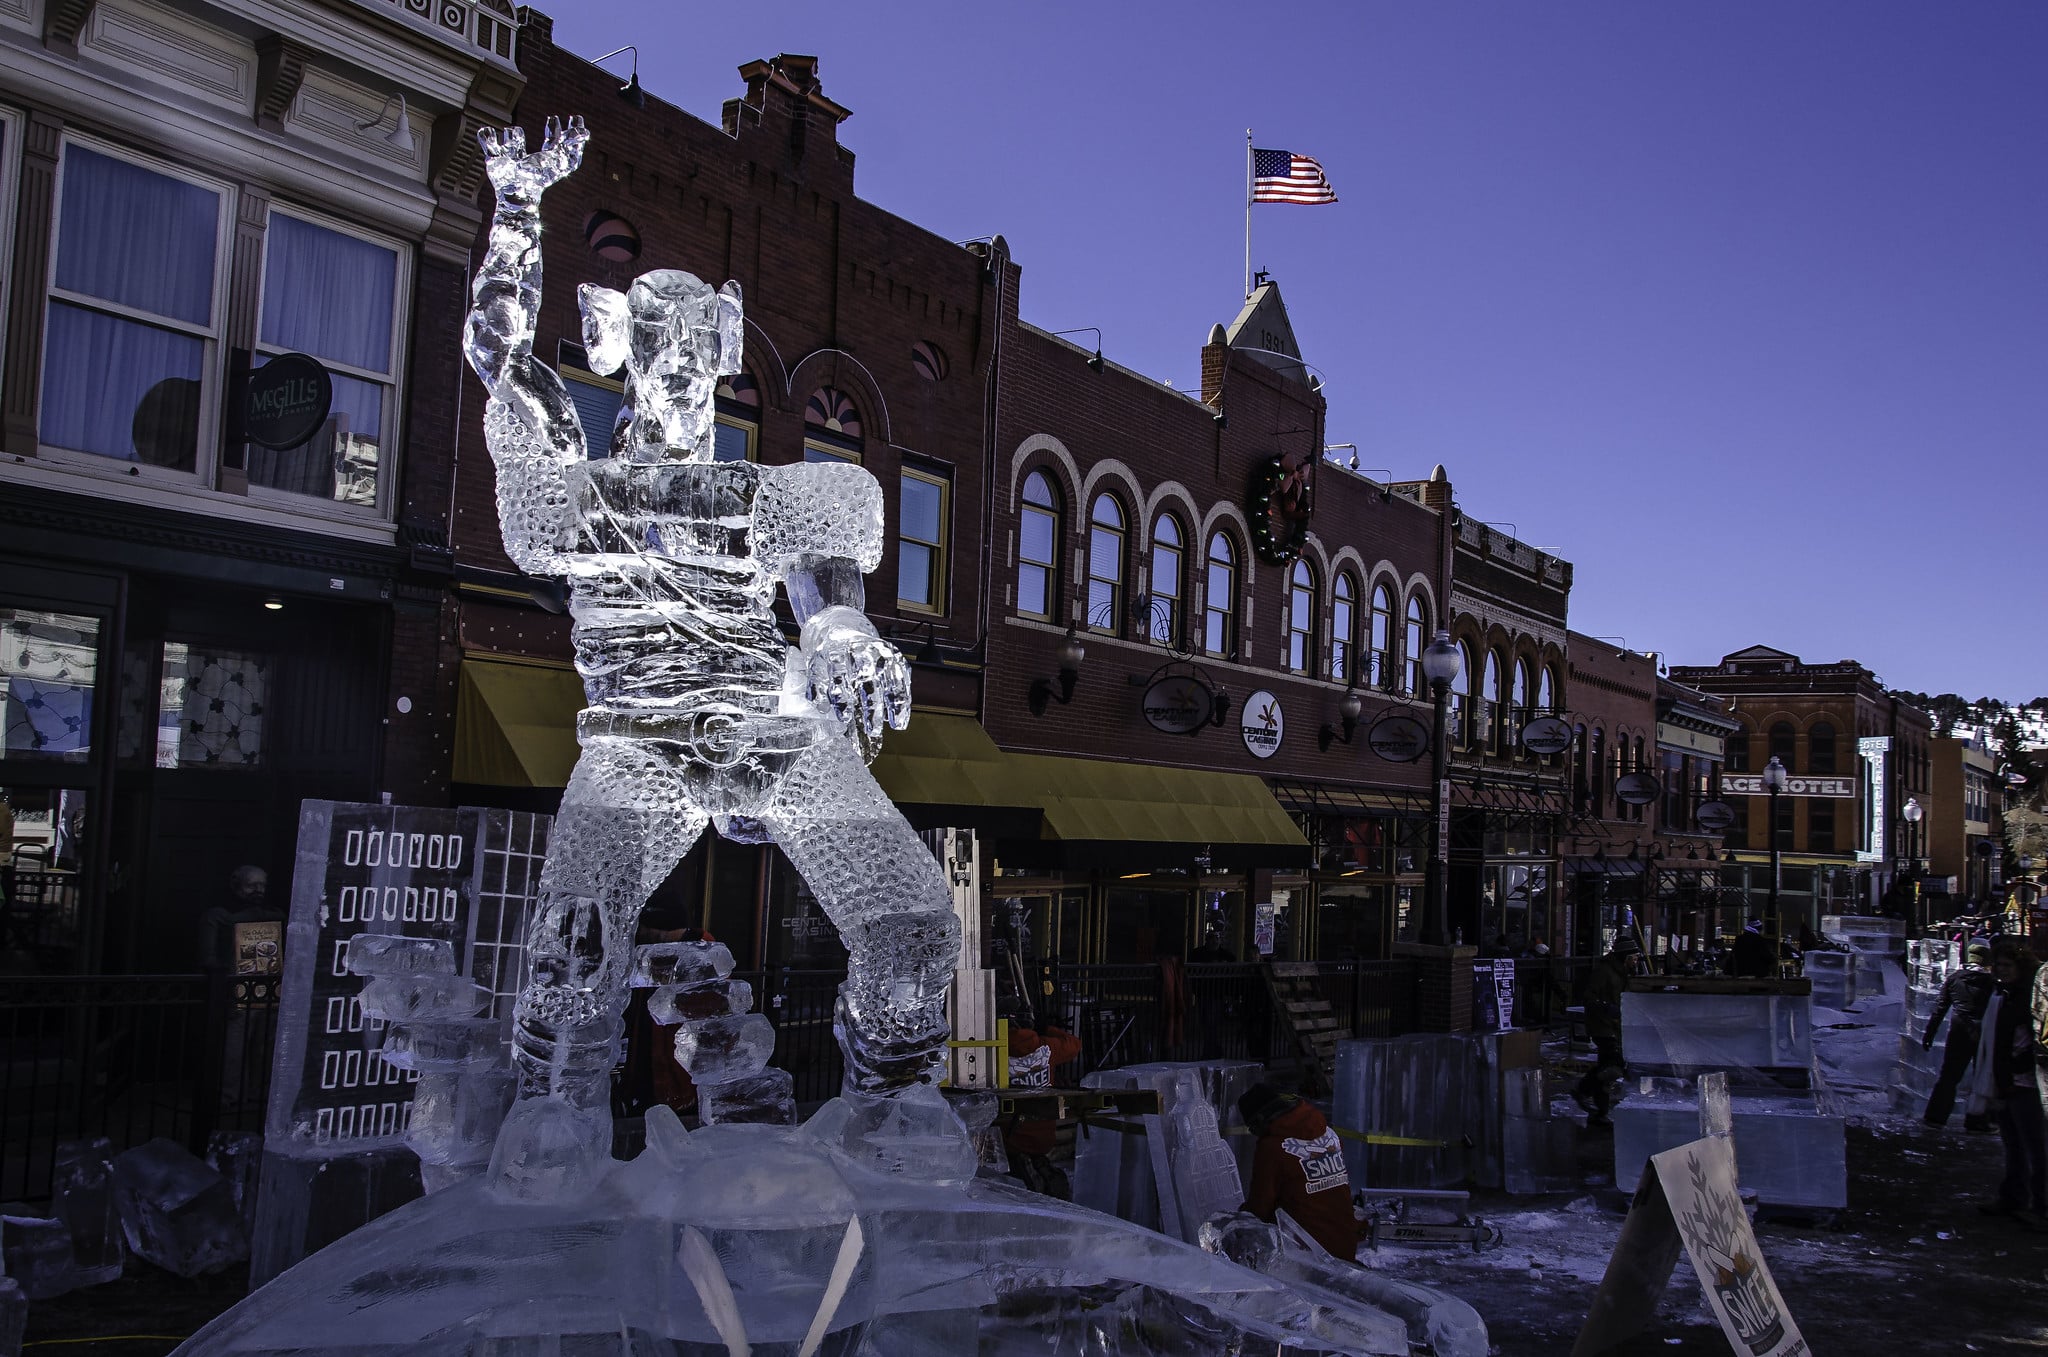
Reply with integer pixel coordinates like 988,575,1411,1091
1768,721,1796,767
1018,470,1060,621
1537,665,1556,715
1402,596,1427,694
1631,735,1647,821
1330,573,1356,683
1150,514,1184,645
1286,560,1317,674
1573,724,1589,810
1589,726,1607,812
1203,532,1237,658
803,385,863,462
1086,493,1125,634
1481,650,1502,753
1450,641,1473,746
1726,725,1751,772
713,371,759,462
1369,584,1394,687
1511,660,1532,747
1809,722,1836,774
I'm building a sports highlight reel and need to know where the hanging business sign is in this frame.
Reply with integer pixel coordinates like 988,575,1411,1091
1613,772,1662,806
1366,713,1431,763
1694,799,1738,833
1240,689,1284,759
1520,715,1575,756
244,353,334,451
1141,673,1218,736
1718,773,1856,798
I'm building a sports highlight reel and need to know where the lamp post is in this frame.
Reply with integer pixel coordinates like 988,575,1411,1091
1900,796,1924,928
1762,755,1788,971
2021,852,2038,919
1420,630,1463,947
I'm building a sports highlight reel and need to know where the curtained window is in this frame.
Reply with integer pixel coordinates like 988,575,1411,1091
1150,514,1184,645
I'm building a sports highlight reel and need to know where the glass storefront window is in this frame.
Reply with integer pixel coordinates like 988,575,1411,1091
1,785,90,959
3,610,101,763
155,643,267,769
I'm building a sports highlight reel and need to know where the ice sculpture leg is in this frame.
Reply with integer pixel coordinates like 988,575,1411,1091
759,737,960,1095
494,739,707,1198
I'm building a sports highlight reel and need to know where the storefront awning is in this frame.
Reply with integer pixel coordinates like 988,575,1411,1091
454,656,584,788
869,713,1028,807
1007,753,1308,849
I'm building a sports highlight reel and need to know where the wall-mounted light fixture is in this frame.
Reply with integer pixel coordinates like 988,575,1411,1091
354,93,413,149
594,46,645,106
1028,627,1085,716
888,619,945,666
262,596,284,612
1318,686,1363,752
1049,327,1104,373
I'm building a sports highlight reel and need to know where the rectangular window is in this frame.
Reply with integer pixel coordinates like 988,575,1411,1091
250,209,404,509
1773,795,1795,851
3,610,101,764
1808,800,1835,853
41,141,227,476
897,468,948,613
713,417,754,463
561,367,623,459
156,642,268,769
1661,750,1685,827
804,440,859,464
1018,504,1057,620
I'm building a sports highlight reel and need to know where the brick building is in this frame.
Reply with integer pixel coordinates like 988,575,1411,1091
1927,734,1997,915
1557,635,1659,955
1669,645,1934,928
0,0,520,971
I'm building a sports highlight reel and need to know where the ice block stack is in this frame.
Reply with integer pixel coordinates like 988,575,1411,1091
634,939,793,1125
1820,915,1906,1005
109,1139,249,1276
1330,1034,1487,1190
1802,949,1857,1010
1501,1067,1576,1194
349,934,513,1192
1890,937,1962,1115
1072,1060,1262,1237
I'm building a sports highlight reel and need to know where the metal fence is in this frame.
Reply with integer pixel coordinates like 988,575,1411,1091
0,974,277,1202
1491,955,1592,1030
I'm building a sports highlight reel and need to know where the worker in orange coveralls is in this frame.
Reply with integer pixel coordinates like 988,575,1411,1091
1238,1082,1358,1261
1002,1003,1082,1199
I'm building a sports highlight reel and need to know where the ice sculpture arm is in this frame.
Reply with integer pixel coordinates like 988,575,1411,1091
1924,974,1955,1047
757,461,907,741
462,119,589,576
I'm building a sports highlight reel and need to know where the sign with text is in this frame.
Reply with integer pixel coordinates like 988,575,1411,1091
1520,716,1575,756
1614,772,1662,806
1253,900,1277,955
1695,799,1738,833
1141,673,1218,736
244,352,333,451
1656,721,1727,758
1720,773,1856,798
1366,712,1431,763
1240,689,1284,759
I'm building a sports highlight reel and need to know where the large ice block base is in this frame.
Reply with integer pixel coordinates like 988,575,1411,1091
1611,1087,1846,1210
179,1099,1466,1356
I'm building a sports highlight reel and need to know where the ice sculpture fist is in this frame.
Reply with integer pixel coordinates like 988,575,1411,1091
479,117,588,205
800,605,911,741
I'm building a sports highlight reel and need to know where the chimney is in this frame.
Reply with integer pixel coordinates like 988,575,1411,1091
723,54,855,188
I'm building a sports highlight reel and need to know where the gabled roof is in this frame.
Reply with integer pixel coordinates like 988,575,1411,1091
1722,644,1799,664
1225,281,1310,385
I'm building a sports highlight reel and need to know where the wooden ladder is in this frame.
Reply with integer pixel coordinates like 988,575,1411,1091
1264,962,1342,1095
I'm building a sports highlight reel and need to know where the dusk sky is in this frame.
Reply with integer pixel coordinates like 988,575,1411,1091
549,3,2047,702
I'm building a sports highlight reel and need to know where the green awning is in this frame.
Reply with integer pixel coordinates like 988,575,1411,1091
869,713,1035,811
454,657,584,788
1007,753,1308,848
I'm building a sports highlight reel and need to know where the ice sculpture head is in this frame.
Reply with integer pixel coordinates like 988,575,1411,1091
577,271,743,462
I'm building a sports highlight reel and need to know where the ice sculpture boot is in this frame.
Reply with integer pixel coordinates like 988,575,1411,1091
488,1098,612,1203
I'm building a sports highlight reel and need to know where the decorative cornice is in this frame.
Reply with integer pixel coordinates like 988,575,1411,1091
44,0,95,52
254,35,313,132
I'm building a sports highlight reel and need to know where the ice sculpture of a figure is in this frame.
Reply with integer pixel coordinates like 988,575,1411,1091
464,118,959,1193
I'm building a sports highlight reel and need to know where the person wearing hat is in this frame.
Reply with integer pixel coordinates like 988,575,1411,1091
1236,1082,1357,1260
1730,916,1775,979
1573,935,1643,1128
1924,941,1999,1129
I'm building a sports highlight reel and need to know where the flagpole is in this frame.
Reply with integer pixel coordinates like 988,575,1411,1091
1244,129,1253,299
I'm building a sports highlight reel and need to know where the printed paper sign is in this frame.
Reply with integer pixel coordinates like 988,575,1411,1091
1654,1136,1806,1356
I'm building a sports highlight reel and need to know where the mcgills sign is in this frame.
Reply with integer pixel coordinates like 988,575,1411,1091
244,353,334,451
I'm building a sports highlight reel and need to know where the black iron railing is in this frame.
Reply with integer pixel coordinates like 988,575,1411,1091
0,973,277,1202
1481,955,1592,1029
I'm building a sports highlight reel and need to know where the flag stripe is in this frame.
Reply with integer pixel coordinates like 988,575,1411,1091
1251,147,1337,204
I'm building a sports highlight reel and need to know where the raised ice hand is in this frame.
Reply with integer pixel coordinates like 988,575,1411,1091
800,606,911,742
479,116,589,203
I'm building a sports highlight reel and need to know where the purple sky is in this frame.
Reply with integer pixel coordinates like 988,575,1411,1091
550,3,2048,701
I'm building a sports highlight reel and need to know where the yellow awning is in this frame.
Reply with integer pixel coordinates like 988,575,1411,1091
869,713,1034,809
1006,753,1308,848
454,657,584,788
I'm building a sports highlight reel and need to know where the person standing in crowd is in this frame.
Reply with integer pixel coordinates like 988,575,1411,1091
197,865,282,974
1575,935,1643,1128
1924,942,1998,1129
1002,1005,1082,1199
1982,944,2046,1226
1236,1083,1357,1261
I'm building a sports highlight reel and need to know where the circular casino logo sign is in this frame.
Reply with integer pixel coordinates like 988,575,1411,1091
1695,799,1738,833
1614,771,1663,806
1240,689,1285,759
1142,674,1217,736
1520,715,1575,757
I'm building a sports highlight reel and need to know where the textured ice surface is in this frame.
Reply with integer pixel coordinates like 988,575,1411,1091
175,1103,1439,1356
357,972,489,1022
1612,1085,1846,1208
1620,991,1813,1075
699,1068,798,1126
204,1131,264,1235
407,1070,516,1165
630,939,733,988
0,1276,24,1356
648,977,752,1024
109,1139,248,1277
672,1012,776,1084
378,1018,501,1071
0,1214,76,1300
53,1137,125,1286
343,934,455,977
1075,1060,1263,1232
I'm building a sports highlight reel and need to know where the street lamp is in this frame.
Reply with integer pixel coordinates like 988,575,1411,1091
1899,796,1925,933
1420,630,1463,947
1762,755,1788,971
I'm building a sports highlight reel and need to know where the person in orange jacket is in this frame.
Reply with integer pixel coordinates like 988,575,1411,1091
1003,1008,1082,1198
1237,1082,1358,1261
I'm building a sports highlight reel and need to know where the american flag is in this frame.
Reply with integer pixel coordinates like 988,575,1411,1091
1252,148,1337,204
